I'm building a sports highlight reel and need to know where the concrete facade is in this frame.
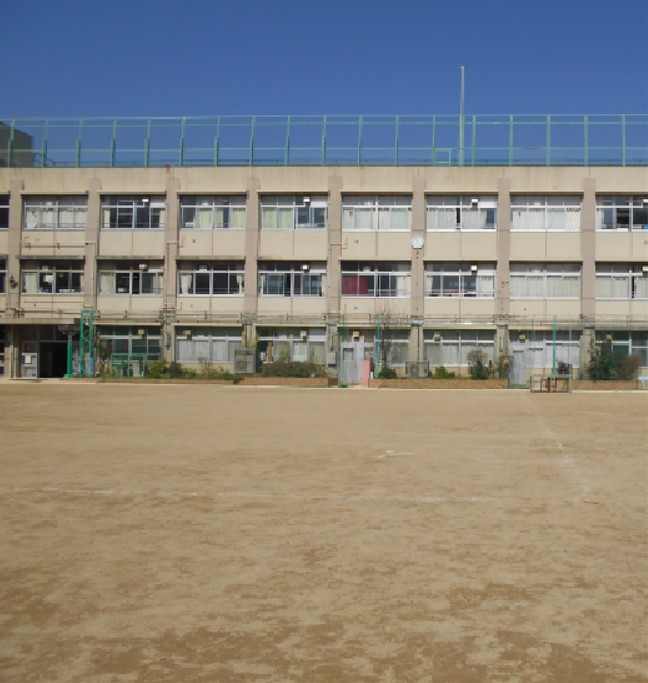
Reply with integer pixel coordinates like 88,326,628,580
0,165,647,380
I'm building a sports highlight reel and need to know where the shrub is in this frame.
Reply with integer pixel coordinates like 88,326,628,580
378,367,398,379
432,366,455,379
467,349,490,380
588,342,640,381
260,360,326,378
146,359,169,378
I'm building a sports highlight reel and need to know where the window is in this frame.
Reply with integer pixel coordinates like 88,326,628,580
0,195,8,228
509,331,580,369
596,196,648,231
342,196,411,231
177,262,245,296
21,261,84,294
257,328,326,364
97,326,162,367
424,330,496,367
510,196,581,231
341,263,410,297
176,327,243,364
425,263,496,297
180,196,246,229
0,258,6,293
98,264,163,295
509,263,581,298
261,195,327,229
596,264,648,299
594,332,648,367
258,262,326,297
101,196,165,229
426,196,497,231
24,196,87,230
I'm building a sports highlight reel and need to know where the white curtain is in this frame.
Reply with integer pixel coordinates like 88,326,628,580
22,272,38,293
427,208,456,230
179,273,192,295
99,272,115,294
196,207,213,229
230,207,246,229
634,275,648,299
463,208,485,230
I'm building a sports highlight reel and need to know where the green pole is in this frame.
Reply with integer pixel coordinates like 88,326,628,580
375,312,381,377
65,332,73,378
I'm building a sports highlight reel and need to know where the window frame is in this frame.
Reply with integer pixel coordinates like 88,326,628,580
177,262,245,296
257,262,326,297
509,262,581,299
595,195,648,231
0,195,9,229
342,195,412,232
595,263,648,299
101,196,166,230
426,195,497,231
21,261,85,294
424,262,496,297
98,264,164,295
510,195,582,232
341,262,411,297
260,195,328,230
179,195,246,230
23,196,88,230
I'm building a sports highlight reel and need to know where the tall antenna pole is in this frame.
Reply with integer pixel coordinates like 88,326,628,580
459,65,465,166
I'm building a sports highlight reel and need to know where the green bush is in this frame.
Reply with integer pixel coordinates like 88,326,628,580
146,359,169,378
377,367,398,379
260,360,326,378
469,359,490,380
589,342,641,380
432,366,455,379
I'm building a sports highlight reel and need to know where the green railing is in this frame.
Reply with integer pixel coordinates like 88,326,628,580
1,114,646,168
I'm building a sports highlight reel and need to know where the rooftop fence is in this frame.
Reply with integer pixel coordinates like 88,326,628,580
1,114,647,168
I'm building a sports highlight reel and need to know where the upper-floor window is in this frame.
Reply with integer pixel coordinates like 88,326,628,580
24,196,87,230
596,196,648,231
509,263,581,298
426,196,497,231
596,264,648,299
425,262,496,297
341,262,410,297
101,196,166,229
510,196,581,231
21,261,84,294
261,195,327,230
342,196,411,231
0,195,9,229
178,262,245,296
0,258,6,293
98,263,163,295
258,262,326,297
180,196,246,230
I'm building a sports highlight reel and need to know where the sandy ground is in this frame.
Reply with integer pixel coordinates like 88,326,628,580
0,383,646,683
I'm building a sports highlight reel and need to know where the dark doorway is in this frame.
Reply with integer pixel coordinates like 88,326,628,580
40,342,68,378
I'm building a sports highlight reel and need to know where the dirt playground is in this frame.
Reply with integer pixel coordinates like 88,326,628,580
0,383,646,682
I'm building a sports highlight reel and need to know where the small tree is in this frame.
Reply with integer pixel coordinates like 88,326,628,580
588,340,641,381
467,349,490,380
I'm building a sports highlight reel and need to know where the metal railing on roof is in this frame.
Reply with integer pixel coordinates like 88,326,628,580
1,114,646,168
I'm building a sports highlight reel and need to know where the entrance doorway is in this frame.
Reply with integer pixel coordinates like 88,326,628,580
39,342,68,378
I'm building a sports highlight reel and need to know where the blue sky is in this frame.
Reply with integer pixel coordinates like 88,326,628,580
3,0,647,117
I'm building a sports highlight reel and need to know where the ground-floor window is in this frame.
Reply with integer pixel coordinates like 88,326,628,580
257,327,326,364
424,329,496,367
508,330,580,369
175,327,242,364
97,326,161,375
594,331,648,367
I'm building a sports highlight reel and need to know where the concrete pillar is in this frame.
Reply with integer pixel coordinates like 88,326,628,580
410,174,426,363
581,177,596,325
6,179,23,312
326,175,343,374
496,177,511,360
243,177,260,345
163,176,180,362
83,178,101,311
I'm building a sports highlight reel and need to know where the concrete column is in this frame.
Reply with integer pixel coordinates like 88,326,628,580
496,178,511,360
243,177,260,345
6,179,23,312
581,177,596,324
163,176,180,362
326,175,342,373
410,174,426,362
83,178,101,311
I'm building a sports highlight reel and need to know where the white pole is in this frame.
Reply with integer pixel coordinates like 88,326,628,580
459,65,465,166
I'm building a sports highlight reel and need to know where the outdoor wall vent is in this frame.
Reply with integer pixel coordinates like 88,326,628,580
138,263,148,270
183,329,192,337
433,332,441,341
470,264,478,272
519,334,526,341
137,329,146,336
605,334,613,341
